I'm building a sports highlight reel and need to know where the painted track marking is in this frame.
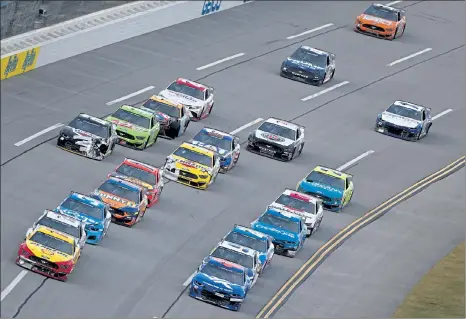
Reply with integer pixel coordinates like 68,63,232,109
388,48,432,67
230,118,264,135
196,53,246,71
432,109,453,121
301,81,350,102
386,0,403,6
14,123,64,147
1,270,28,301
183,271,197,287
106,86,155,106
286,23,334,40
337,150,375,171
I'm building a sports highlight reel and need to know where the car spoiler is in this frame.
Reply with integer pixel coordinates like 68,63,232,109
268,117,305,129
316,165,353,177
202,126,239,139
124,158,158,171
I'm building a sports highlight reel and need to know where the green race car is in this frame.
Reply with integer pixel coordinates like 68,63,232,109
105,105,160,150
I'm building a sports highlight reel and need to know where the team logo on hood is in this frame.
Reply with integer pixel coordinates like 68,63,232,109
261,133,285,142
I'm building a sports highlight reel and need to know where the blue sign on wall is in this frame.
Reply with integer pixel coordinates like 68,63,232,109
201,0,222,16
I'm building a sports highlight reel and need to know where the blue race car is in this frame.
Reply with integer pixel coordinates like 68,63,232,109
189,127,241,173
280,45,336,86
251,207,307,258
223,225,275,275
189,256,250,311
56,192,111,245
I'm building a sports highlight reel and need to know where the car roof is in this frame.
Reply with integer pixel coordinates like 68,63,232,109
299,46,329,56
173,78,208,91
121,158,159,173
120,104,154,119
76,113,111,126
208,257,246,273
34,225,75,244
312,166,351,179
391,100,426,112
104,177,143,192
198,127,234,141
280,189,319,204
232,225,269,240
218,241,257,257
145,95,183,108
179,142,215,157
264,208,302,222
372,3,403,12
43,210,81,228
264,118,300,130
67,192,106,209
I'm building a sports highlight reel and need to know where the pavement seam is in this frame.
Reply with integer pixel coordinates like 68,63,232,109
12,278,48,318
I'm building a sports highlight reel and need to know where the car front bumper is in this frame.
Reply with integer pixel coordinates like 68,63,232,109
247,141,293,161
280,68,324,85
354,24,395,39
115,130,148,149
375,123,419,141
16,255,72,281
189,285,243,311
84,228,105,244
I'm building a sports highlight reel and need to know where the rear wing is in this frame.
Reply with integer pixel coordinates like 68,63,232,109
124,158,158,171
268,117,305,130
316,165,353,177
202,126,239,140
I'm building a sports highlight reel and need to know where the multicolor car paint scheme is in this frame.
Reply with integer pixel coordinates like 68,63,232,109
109,158,164,208
16,225,81,281
93,177,148,227
189,257,250,311
56,192,111,245
355,3,406,40
297,166,354,212
190,127,240,173
223,225,275,275
251,207,307,258
163,142,220,190
105,105,160,150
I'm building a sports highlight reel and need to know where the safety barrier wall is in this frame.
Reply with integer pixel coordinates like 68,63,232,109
0,1,250,81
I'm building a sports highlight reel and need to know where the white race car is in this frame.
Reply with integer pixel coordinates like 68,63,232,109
268,189,324,237
158,78,215,121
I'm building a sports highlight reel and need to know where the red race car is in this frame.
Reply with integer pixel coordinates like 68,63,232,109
108,158,164,207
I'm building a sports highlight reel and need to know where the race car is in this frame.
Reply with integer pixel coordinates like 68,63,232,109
57,113,118,160
26,210,87,249
16,225,81,281
163,142,220,190
251,207,307,258
56,192,111,244
280,46,336,86
355,3,406,40
247,117,305,161
375,100,432,141
189,257,250,311
141,95,191,139
109,158,164,208
190,127,241,173
105,105,160,150
269,189,324,237
93,177,148,227
158,78,215,120
223,225,274,275
208,240,261,288
297,166,354,212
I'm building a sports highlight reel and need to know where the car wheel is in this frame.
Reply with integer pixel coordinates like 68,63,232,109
208,103,214,115
401,24,406,36
416,131,422,140
233,153,240,165
318,76,325,86
142,139,149,150
289,148,296,161
330,69,335,80
298,143,304,156
426,123,431,135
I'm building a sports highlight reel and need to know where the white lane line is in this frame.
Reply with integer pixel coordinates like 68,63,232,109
14,123,64,146
301,81,350,102
196,53,246,71
1,270,28,301
230,118,264,135
386,0,402,6
387,48,432,67
183,271,196,287
337,150,375,171
432,109,453,121
286,23,334,40
106,86,155,106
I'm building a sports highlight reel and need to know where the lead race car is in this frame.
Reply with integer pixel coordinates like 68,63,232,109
247,117,305,161
355,3,406,40
375,100,432,141
158,78,215,121
57,113,118,160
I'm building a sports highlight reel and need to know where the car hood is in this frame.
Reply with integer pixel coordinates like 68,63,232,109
284,58,325,72
255,129,294,147
26,240,72,262
268,203,315,222
251,222,298,242
359,14,397,27
167,155,212,174
193,272,245,295
105,117,149,134
108,173,154,191
381,112,421,129
159,90,203,106
189,140,229,156
94,190,139,211
300,180,344,198
56,208,102,225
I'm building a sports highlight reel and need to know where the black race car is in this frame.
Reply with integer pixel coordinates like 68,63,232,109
57,113,118,160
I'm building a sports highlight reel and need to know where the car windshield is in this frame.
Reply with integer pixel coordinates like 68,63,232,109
38,217,80,239
98,181,140,203
290,48,327,67
225,232,267,253
60,198,104,220
68,117,109,138
112,108,150,129
364,5,398,21
29,231,74,255
386,103,422,121
173,147,212,167
258,122,296,141
275,194,316,213
167,81,205,101
201,263,244,286
142,99,180,118
115,164,156,185
259,213,299,233
306,171,345,190
211,247,254,269
192,130,232,151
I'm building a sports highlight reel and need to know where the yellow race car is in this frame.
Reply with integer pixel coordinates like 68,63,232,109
163,142,220,189
16,225,81,281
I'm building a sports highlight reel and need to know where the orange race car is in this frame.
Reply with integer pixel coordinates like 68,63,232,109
355,3,406,40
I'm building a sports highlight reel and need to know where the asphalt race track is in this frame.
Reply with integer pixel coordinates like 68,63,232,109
1,1,464,318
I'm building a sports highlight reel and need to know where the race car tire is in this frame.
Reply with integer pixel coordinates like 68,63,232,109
416,131,422,140
426,123,431,135
233,153,240,165
289,148,296,161
330,69,335,80
401,24,406,37
208,103,214,115
298,143,305,156
142,139,149,150
317,76,325,86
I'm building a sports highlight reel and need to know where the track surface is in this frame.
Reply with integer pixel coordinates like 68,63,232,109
1,1,464,318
